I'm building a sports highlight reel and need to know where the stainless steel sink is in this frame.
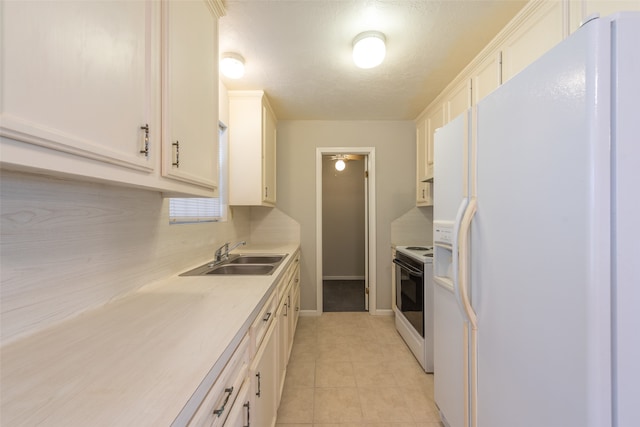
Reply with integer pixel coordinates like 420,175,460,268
179,253,287,276
206,264,275,275
228,255,285,264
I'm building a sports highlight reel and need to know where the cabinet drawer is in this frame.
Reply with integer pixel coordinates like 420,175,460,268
188,336,249,427
250,290,277,355
277,252,300,301
220,380,251,427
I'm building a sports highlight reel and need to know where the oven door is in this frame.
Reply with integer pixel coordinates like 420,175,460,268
393,257,424,337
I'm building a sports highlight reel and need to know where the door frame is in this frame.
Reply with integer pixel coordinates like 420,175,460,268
316,147,377,314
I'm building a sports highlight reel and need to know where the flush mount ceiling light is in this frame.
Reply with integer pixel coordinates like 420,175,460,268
329,154,363,171
352,31,386,69
220,52,245,79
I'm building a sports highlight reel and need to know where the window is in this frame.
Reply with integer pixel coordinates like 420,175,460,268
169,123,228,224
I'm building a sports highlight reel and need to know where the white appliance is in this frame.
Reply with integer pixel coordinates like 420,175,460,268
432,12,639,427
394,245,434,372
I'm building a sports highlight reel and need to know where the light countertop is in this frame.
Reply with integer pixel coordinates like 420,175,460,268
0,242,300,426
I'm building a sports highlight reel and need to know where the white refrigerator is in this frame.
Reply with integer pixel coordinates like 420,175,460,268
433,12,639,427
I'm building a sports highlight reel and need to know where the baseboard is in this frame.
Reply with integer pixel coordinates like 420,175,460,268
300,309,392,316
322,275,366,281
299,310,321,317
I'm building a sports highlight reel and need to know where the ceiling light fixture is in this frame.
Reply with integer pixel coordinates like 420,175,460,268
335,159,346,171
220,52,245,79
352,31,386,69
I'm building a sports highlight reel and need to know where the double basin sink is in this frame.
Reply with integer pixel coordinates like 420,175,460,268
180,254,287,276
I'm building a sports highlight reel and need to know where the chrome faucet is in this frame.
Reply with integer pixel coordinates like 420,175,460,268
214,241,246,264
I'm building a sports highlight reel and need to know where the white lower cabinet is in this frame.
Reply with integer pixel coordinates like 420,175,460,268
184,251,300,427
288,266,301,357
188,337,249,427
221,381,251,427
276,289,290,407
249,320,278,427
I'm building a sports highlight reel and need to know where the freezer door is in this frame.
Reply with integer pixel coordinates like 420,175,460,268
433,111,469,223
472,16,612,427
611,12,640,427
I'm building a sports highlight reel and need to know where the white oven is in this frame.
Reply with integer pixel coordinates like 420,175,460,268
393,246,434,372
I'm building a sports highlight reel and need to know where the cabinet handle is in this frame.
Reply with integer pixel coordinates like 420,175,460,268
172,140,180,168
255,372,261,397
140,124,149,158
287,295,291,308
213,387,233,417
284,302,288,317
263,312,272,322
243,401,250,427
264,186,268,198
422,188,425,198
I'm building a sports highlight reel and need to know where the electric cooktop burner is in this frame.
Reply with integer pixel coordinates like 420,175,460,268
397,245,434,262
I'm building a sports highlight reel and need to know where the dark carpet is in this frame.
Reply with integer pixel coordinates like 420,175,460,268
323,280,366,312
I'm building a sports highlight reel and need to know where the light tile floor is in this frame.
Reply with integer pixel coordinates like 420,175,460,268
276,312,444,426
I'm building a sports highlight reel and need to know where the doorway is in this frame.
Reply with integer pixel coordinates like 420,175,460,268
316,147,377,314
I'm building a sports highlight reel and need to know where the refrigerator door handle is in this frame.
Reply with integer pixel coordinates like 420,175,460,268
458,197,478,328
459,197,478,427
452,197,469,319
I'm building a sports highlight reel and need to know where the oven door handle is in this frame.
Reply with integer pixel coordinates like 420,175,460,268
392,258,423,277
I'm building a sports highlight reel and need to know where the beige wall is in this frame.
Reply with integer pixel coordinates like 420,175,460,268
322,156,365,279
276,120,415,312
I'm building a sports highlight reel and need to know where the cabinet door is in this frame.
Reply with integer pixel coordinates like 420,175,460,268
250,320,278,427
446,79,471,123
1,0,154,173
228,91,277,206
262,104,277,204
416,117,428,182
291,275,301,335
427,104,445,178
501,1,564,82
286,276,299,356
416,117,433,206
162,0,218,190
276,294,289,406
472,52,502,105
569,1,640,33
221,381,251,427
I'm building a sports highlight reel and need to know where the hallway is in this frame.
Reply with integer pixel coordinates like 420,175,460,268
275,312,443,426
322,280,366,312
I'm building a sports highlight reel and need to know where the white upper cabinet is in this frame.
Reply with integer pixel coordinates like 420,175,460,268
161,0,219,190
501,1,565,82
569,0,640,33
228,91,277,207
0,0,155,173
415,114,432,207
446,79,472,123
471,52,502,106
263,104,278,205
1,0,225,197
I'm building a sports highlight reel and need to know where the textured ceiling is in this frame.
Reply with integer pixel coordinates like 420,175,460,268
219,0,528,120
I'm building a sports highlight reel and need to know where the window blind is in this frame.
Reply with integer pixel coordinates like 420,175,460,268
169,124,227,224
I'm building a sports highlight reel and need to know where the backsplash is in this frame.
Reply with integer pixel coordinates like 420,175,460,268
391,207,434,246
0,170,297,346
